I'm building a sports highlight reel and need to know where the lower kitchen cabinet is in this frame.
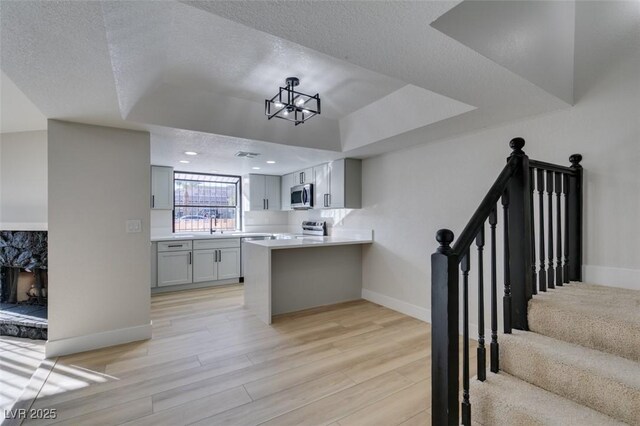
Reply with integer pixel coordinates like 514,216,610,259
193,249,217,283
157,251,192,286
217,247,241,280
155,238,241,289
192,247,240,283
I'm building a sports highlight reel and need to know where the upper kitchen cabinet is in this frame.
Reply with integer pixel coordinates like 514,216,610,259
151,165,173,210
315,159,362,209
281,173,294,211
294,168,314,185
244,174,282,211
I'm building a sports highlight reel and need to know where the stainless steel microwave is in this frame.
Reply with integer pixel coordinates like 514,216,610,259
291,184,313,210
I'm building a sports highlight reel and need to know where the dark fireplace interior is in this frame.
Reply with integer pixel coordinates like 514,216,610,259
0,231,48,339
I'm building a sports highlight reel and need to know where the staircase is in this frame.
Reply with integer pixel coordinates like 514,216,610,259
430,138,639,425
471,282,640,425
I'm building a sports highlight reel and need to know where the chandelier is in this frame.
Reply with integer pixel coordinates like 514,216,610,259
265,77,321,126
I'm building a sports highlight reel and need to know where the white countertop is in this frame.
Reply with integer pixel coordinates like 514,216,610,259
245,235,373,250
150,232,275,242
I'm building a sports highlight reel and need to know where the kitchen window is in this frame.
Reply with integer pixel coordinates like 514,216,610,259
173,172,241,232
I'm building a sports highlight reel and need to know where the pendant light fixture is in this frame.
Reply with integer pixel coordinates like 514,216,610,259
265,77,321,126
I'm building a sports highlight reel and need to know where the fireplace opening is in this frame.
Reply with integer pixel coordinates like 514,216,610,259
0,231,48,340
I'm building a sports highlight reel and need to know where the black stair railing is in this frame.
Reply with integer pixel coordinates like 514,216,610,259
431,138,583,426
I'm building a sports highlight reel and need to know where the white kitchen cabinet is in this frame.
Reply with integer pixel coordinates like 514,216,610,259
193,249,217,283
281,173,294,210
329,159,361,209
265,175,281,211
192,245,240,282
151,165,173,210
157,251,192,286
312,159,362,209
245,174,281,211
313,163,330,208
294,168,313,185
217,247,241,280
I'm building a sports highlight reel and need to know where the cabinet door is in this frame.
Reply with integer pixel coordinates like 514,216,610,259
157,251,192,286
248,174,266,211
217,247,241,280
295,168,314,185
151,166,174,210
193,249,217,283
328,159,345,208
265,175,281,210
313,164,330,209
281,173,293,211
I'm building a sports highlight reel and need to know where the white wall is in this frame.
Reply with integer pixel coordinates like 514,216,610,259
0,131,48,230
308,36,640,323
47,121,151,357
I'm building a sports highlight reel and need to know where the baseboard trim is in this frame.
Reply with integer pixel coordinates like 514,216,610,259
45,323,152,358
361,289,430,323
583,265,639,290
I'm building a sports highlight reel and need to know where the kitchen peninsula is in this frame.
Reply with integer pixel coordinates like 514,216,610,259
243,229,373,324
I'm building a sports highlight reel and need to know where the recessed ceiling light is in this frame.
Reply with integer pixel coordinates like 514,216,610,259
252,167,261,170
179,160,190,164
266,160,276,164
184,151,198,156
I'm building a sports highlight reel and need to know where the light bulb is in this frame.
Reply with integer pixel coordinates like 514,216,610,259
295,98,305,107
283,110,289,116
274,102,284,108
302,109,309,115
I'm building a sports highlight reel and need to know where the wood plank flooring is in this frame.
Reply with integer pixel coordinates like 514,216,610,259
19,285,475,425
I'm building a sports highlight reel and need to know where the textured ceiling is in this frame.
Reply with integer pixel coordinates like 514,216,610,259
0,71,46,133
3,0,627,172
150,126,342,176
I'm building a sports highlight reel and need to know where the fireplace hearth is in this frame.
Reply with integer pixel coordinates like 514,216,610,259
0,231,48,339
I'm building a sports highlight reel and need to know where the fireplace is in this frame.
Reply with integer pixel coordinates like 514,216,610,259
0,231,48,339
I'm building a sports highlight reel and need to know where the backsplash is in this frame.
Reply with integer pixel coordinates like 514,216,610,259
152,208,360,235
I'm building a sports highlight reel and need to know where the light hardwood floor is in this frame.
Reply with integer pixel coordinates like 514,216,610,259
20,285,475,425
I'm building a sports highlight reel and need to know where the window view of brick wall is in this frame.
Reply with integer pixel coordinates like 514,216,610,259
174,173,241,232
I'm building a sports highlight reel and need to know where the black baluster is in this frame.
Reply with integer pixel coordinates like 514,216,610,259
489,207,499,373
502,190,512,333
461,250,471,426
529,168,537,295
547,170,555,289
476,226,486,381
563,173,570,284
537,169,547,292
555,172,563,286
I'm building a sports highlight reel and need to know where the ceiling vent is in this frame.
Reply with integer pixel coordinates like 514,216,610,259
235,151,261,158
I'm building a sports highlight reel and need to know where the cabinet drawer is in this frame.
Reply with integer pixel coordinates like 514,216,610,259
158,240,193,252
194,238,241,250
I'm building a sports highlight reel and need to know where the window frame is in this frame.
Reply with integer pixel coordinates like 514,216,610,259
172,171,243,233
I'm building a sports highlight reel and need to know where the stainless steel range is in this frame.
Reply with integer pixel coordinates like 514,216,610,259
301,221,327,237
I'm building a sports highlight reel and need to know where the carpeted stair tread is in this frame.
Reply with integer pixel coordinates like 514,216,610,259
528,282,640,362
501,330,640,424
469,372,626,425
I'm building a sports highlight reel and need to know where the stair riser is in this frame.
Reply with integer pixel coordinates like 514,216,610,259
501,338,640,425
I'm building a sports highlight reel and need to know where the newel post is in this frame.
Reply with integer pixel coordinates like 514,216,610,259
507,138,533,330
567,154,583,281
431,229,460,426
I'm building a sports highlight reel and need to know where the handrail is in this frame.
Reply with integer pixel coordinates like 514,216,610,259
529,159,576,175
451,157,518,257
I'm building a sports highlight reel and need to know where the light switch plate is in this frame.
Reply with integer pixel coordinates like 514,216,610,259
126,219,142,233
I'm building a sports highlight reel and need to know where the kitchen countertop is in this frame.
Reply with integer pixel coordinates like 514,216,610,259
245,235,372,250
150,232,276,242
